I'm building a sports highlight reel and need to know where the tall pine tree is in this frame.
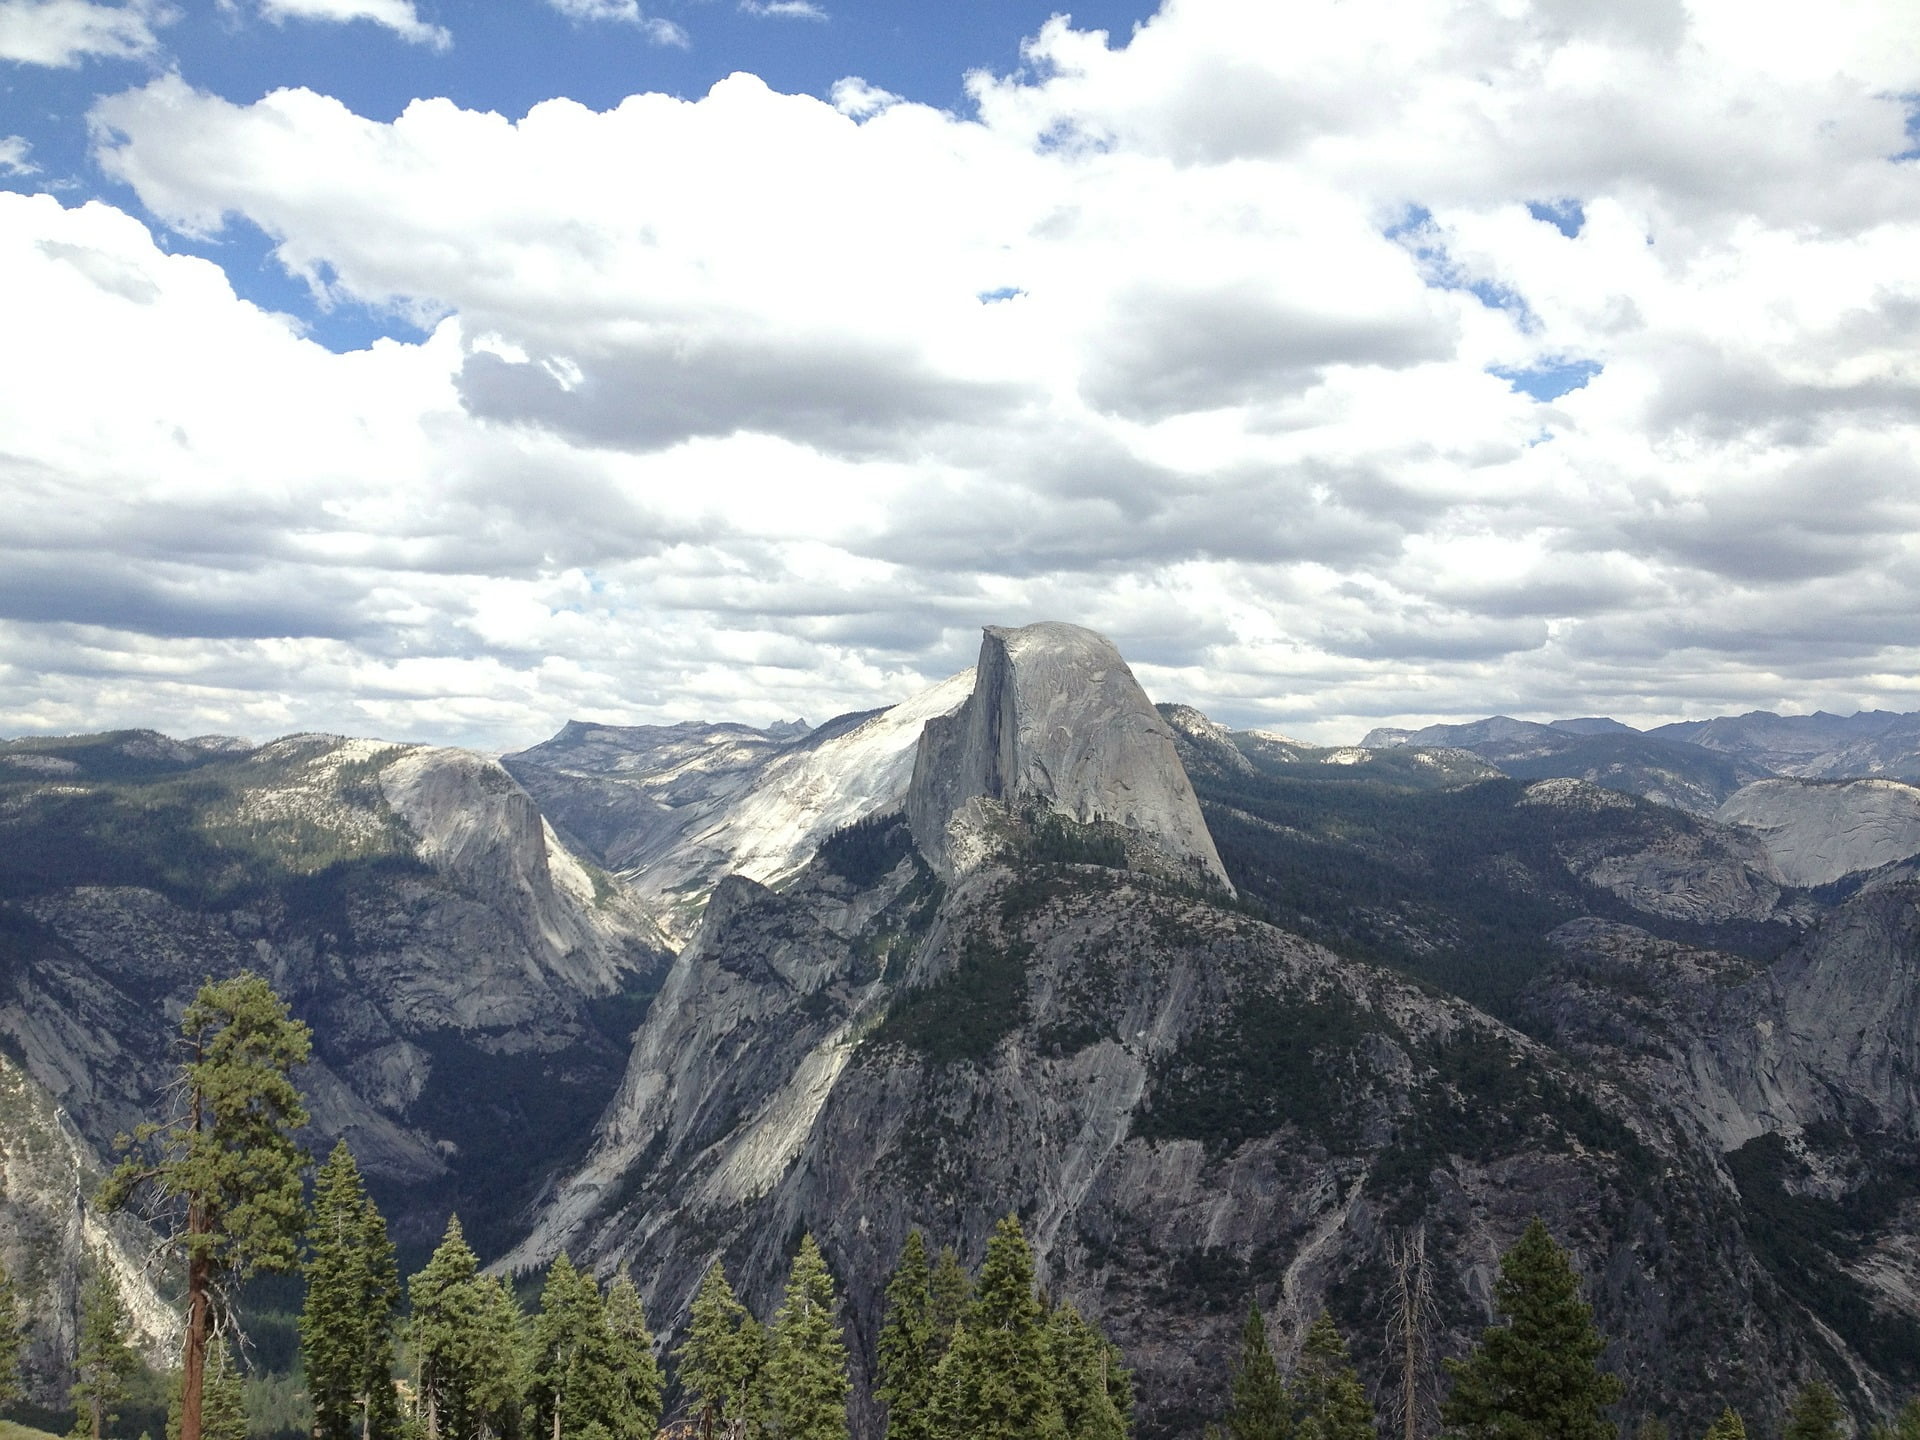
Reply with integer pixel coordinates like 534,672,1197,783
1223,1304,1289,1440
1045,1302,1131,1440
876,1232,938,1440
1702,1409,1746,1440
1293,1313,1373,1440
934,1215,1062,1440
1440,1219,1623,1440
529,1255,615,1440
1782,1382,1847,1440
302,1141,401,1440
70,1250,140,1440
927,1248,970,1356
101,974,311,1440
765,1236,851,1440
602,1270,662,1440
676,1263,764,1440
410,1216,525,1440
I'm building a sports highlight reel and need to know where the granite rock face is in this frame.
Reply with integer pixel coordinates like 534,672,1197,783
907,624,1230,889
1715,777,1920,887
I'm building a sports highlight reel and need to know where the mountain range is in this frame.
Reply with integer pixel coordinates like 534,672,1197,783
3,625,1919,1439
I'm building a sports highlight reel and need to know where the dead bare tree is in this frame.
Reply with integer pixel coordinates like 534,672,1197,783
1388,1226,1438,1440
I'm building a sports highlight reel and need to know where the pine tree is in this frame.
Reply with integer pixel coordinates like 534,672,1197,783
1703,1409,1746,1440
927,1247,970,1359
602,1270,662,1440
1867,1400,1919,1440
411,1216,527,1440
934,1215,1063,1440
1223,1304,1290,1440
169,1341,246,1440
1294,1313,1373,1440
1045,1302,1131,1440
676,1263,764,1440
876,1232,938,1440
765,1236,851,1440
0,1253,23,1409
1782,1382,1847,1440
71,1251,141,1440
302,1141,402,1440
1440,1218,1623,1440
101,973,312,1440
530,1255,616,1440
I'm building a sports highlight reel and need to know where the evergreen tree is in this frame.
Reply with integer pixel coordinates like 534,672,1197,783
934,1215,1063,1440
411,1216,526,1440
1782,1382,1847,1440
1293,1313,1373,1440
602,1271,662,1440
530,1256,615,1440
676,1263,764,1440
765,1236,850,1440
927,1247,970,1358
0,1253,23,1409
1045,1302,1131,1440
302,1141,402,1440
71,1251,141,1440
1867,1400,1919,1440
1223,1304,1290,1440
1440,1219,1623,1440
102,973,312,1440
1703,1409,1747,1440
168,1341,246,1440
875,1232,938,1440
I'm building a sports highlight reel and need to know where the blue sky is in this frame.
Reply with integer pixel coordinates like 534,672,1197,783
0,0,1917,749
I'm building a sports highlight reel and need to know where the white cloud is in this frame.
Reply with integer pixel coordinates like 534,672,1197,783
4,0,1918,749
0,135,36,172
0,0,169,67
740,1,826,19
544,0,687,46
244,0,450,49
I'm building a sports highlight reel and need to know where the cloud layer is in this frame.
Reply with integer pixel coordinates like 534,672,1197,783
5,0,1920,748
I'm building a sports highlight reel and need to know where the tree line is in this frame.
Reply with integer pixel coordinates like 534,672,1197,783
5,971,1916,1440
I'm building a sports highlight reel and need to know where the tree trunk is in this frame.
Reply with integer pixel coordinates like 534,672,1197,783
181,1224,210,1440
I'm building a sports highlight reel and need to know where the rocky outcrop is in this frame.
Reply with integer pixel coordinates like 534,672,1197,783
0,731,671,1255
506,676,975,944
907,624,1230,889
0,1053,177,1404
1716,778,1920,887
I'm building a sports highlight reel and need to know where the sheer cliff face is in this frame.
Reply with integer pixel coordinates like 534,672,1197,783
1716,777,1920,888
906,624,1231,890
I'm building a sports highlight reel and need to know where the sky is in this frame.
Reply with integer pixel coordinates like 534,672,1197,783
1,0,1918,751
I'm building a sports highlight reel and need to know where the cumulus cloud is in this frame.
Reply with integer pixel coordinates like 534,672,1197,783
0,0,169,66
3,0,1918,748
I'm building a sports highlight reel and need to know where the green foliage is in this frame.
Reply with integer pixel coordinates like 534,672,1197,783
1134,988,1370,1154
928,1248,970,1355
168,1343,246,1440
0,1254,22,1410
1019,815,1129,871
1703,1412,1746,1440
868,933,1031,1065
1782,1383,1847,1440
529,1255,618,1440
601,1272,662,1440
302,1142,402,1440
1440,1219,1623,1440
1045,1303,1131,1440
875,1233,939,1440
1293,1313,1373,1440
934,1216,1062,1440
1222,1305,1289,1440
765,1236,850,1440
70,1253,140,1440
407,1217,523,1440
817,815,913,888
1866,1399,1919,1440
675,1264,764,1440
102,973,311,1440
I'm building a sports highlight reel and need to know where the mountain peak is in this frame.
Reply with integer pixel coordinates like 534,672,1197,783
905,622,1231,888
